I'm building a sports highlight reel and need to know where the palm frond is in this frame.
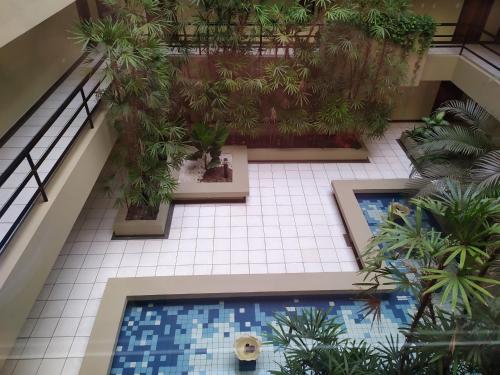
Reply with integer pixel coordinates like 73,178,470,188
414,125,491,159
471,150,500,191
437,99,491,127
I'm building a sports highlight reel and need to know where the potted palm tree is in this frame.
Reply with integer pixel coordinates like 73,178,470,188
75,0,187,236
173,122,249,202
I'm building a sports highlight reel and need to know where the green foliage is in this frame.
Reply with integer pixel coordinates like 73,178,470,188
407,99,499,195
269,308,383,374
326,1,436,54
404,111,448,141
188,123,229,170
353,179,500,374
380,13,436,54
267,308,456,374
363,180,500,316
169,0,436,142
314,98,353,135
410,299,500,374
74,0,187,211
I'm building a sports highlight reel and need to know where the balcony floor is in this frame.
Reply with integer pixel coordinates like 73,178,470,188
0,51,106,243
1,122,417,375
429,43,500,78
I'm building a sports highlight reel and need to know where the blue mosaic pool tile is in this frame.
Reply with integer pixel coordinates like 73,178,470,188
110,294,415,374
356,193,438,234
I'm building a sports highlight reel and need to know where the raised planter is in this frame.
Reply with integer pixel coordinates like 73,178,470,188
247,145,369,162
398,133,424,162
113,203,170,237
172,145,249,202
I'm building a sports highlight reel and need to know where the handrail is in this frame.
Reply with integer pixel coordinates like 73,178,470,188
167,21,499,71
0,57,105,185
432,23,499,72
0,55,106,254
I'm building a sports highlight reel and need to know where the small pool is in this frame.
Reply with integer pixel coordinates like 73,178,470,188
110,294,413,374
356,193,438,234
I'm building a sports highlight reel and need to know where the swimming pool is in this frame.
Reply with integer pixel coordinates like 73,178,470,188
109,293,414,375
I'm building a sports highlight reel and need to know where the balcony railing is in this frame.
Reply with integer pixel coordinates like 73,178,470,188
165,21,499,72
432,23,499,73
0,53,106,254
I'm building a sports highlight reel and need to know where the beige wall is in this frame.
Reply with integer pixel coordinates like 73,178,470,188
411,0,464,41
0,4,82,138
411,0,464,21
420,53,500,120
0,0,74,48
0,108,116,370
484,0,500,38
392,81,441,120
421,54,459,81
452,58,500,120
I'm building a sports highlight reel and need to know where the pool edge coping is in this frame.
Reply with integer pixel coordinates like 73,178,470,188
79,272,393,375
331,178,414,269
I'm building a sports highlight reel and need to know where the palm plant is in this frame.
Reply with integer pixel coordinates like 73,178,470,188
360,179,500,372
188,123,228,171
74,0,187,216
269,308,382,374
409,300,500,375
408,99,499,195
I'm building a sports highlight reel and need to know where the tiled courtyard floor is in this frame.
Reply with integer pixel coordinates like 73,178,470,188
2,123,415,375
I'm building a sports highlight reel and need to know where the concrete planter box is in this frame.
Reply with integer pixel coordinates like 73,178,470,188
173,145,249,202
113,203,170,236
247,145,369,162
399,133,424,162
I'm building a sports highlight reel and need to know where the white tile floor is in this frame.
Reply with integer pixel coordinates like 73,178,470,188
1,122,416,375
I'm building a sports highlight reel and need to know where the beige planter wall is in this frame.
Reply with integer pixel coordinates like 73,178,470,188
113,203,171,236
173,146,249,201
0,108,116,369
0,4,83,137
404,53,428,87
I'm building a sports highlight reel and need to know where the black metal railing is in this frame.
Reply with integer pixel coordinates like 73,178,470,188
167,21,499,71
430,23,499,71
0,55,106,254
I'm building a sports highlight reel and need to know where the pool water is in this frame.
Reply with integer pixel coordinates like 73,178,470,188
355,193,438,234
110,294,414,375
